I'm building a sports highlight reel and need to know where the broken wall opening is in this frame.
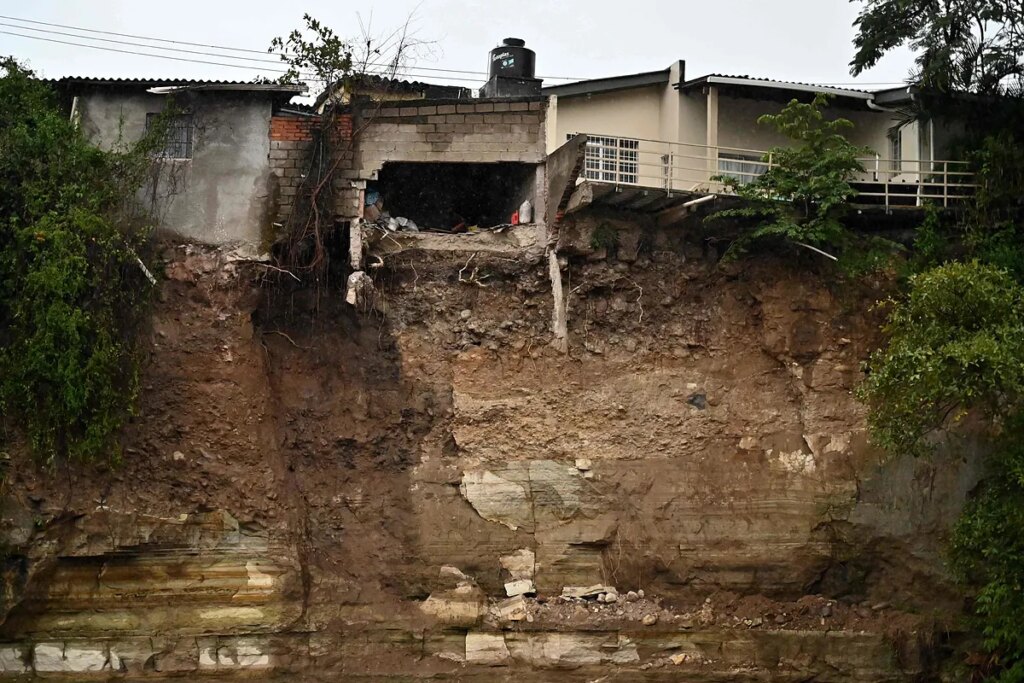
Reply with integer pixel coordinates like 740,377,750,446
369,162,538,232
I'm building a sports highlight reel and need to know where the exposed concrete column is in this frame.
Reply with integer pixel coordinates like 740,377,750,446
548,249,568,353
706,85,719,183
544,95,559,153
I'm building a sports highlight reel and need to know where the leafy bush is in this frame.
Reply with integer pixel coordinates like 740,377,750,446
0,59,163,464
951,426,1024,682
859,261,1024,455
859,260,1024,678
706,93,887,269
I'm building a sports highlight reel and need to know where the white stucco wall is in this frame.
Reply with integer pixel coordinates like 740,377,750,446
77,90,275,247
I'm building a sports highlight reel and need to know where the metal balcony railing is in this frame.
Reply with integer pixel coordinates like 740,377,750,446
578,135,977,209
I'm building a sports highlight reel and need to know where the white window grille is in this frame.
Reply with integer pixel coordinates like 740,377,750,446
146,112,194,159
569,133,640,184
717,152,767,186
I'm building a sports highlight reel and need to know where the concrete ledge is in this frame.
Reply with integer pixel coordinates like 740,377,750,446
364,224,545,257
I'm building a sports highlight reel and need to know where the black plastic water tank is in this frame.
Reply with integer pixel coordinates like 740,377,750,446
488,38,536,81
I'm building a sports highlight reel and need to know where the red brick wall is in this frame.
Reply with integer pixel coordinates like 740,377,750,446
269,114,353,142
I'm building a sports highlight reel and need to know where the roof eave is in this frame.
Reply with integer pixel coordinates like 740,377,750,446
147,83,307,95
677,75,872,101
542,69,669,98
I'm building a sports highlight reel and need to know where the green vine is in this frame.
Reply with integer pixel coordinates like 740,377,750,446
0,59,168,464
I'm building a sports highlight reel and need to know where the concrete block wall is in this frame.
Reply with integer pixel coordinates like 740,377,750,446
268,114,354,223
354,98,547,177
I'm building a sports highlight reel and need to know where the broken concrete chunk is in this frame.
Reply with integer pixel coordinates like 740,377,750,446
574,458,592,471
561,584,613,599
345,271,383,312
504,579,536,597
494,595,528,621
465,633,510,666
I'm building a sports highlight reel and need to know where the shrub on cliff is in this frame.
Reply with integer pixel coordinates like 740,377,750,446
0,59,165,464
859,261,1024,680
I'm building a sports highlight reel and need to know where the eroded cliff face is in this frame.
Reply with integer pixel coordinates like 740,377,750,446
0,215,979,680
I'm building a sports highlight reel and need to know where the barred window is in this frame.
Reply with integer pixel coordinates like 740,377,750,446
146,112,194,159
568,133,640,184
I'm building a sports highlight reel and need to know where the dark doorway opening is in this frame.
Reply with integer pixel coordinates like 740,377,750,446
372,162,537,232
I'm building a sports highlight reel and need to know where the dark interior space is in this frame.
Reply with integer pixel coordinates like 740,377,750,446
372,162,537,232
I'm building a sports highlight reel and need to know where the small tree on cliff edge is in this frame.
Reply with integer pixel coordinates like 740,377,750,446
267,14,423,293
707,93,893,272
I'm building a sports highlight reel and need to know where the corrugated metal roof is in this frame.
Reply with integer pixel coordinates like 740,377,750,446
677,74,874,99
48,77,306,94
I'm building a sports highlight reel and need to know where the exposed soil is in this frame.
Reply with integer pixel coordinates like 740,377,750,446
0,220,975,680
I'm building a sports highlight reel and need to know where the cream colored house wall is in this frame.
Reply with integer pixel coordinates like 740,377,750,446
546,85,664,150
543,71,950,192
715,94,896,157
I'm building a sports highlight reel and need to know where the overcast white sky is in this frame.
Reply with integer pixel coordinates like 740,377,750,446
1,0,916,91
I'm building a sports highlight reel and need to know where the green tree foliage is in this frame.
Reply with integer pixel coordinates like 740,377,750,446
270,14,353,93
850,0,1024,96
952,419,1024,682
962,130,1024,277
859,262,1024,454
859,260,1024,679
850,11,1024,673
707,93,888,268
0,59,162,464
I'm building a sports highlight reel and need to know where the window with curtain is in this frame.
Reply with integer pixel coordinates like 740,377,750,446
716,152,767,186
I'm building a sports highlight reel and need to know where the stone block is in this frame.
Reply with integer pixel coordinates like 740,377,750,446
465,633,510,666
475,102,495,113
437,104,457,114
509,102,529,111
34,643,108,673
457,104,475,113
446,114,465,124
500,548,536,581
504,579,536,597
417,105,437,115
0,646,26,673
465,114,483,124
